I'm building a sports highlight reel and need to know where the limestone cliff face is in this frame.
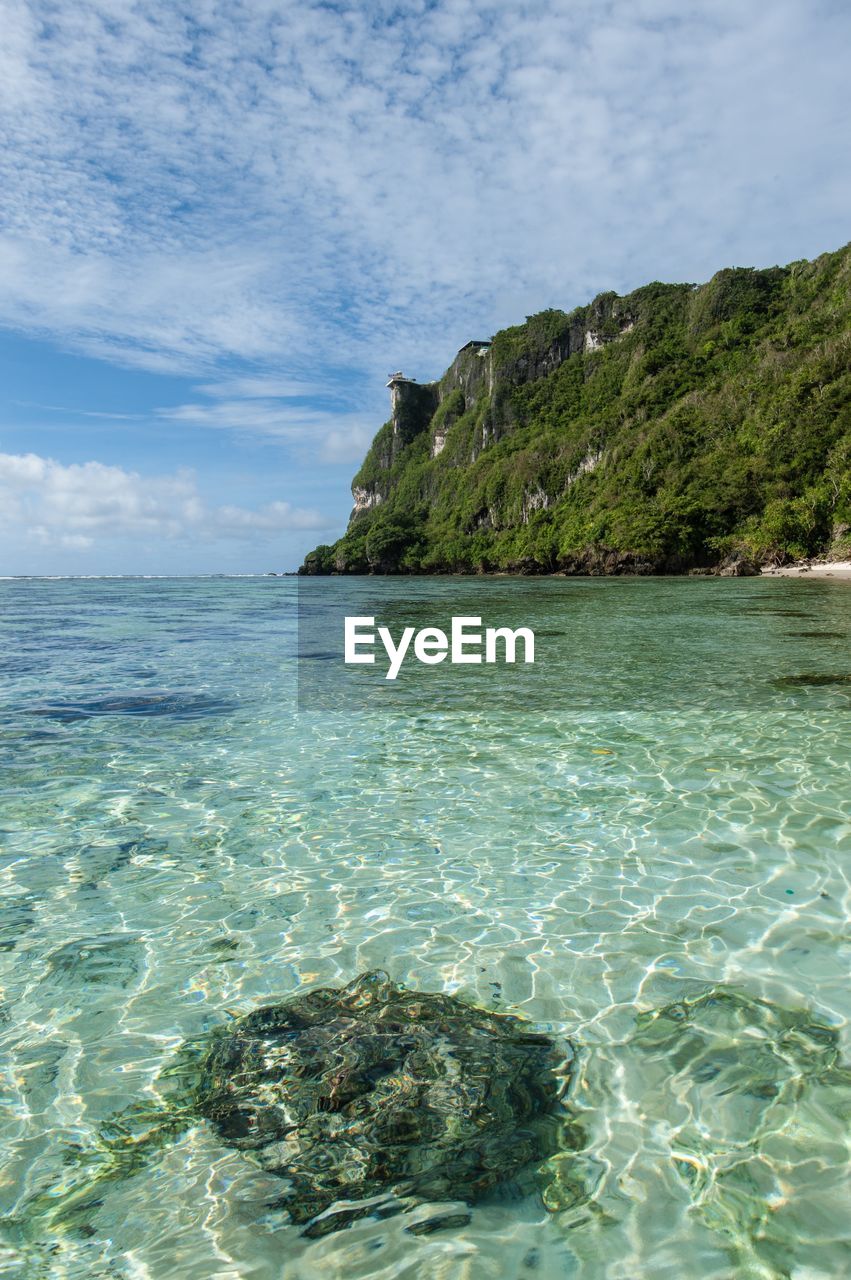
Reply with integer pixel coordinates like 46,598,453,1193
389,379,440,449
351,485,382,515
307,288,687,569
347,378,439,519
346,296,636,524
300,243,851,575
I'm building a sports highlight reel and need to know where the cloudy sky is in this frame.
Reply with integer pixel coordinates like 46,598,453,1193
1,0,848,573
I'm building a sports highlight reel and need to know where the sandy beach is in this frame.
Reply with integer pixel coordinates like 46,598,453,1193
762,560,851,579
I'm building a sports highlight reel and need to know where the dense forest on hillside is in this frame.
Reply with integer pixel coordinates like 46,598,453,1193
302,243,851,575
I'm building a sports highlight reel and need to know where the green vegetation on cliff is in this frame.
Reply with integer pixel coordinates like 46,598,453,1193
303,244,851,574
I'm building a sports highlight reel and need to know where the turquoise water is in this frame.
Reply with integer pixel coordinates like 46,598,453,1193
1,575,849,1279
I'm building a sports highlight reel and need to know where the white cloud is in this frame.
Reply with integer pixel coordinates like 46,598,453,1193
195,376,323,399
0,0,847,398
15,401,145,420
157,396,375,461
0,450,331,547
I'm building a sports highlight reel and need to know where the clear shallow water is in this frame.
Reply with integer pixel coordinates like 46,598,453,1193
0,575,849,1280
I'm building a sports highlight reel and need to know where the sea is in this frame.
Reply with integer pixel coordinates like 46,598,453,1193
0,574,849,1279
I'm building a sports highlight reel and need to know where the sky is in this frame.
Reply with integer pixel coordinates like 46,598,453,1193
0,0,849,575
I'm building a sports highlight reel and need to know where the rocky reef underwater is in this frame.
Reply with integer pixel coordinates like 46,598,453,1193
5,971,849,1271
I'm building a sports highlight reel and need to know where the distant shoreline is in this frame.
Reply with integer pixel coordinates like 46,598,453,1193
3,565,851,581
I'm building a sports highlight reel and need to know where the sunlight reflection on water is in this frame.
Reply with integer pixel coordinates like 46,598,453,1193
0,575,849,1279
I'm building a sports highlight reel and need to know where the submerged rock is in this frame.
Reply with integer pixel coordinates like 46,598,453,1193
192,970,569,1230
13,972,573,1243
773,672,851,688
21,974,848,1269
788,631,846,639
26,690,235,721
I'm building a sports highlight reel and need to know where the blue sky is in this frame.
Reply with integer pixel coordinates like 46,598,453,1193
1,0,849,574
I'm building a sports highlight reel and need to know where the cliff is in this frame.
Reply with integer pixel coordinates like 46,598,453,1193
302,243,851,575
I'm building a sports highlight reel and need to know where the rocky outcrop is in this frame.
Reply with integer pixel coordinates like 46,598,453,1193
195,971,569,1233
521,486,550,523
717,552,761,577
352,485,382,515
388,378,439,451
438,342,494,403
